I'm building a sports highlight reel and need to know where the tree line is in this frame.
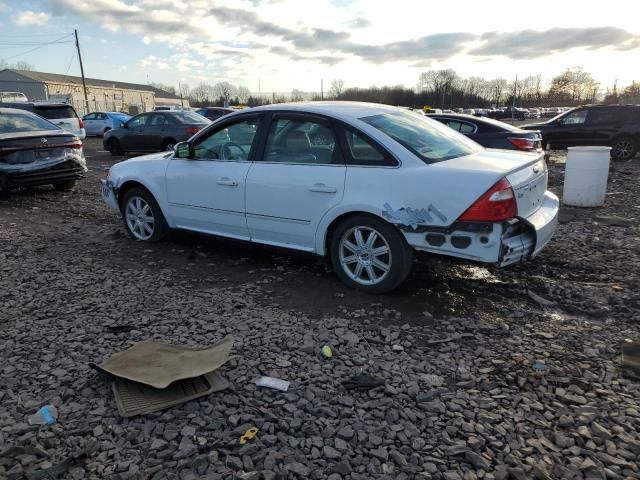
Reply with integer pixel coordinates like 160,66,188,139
152,67,639,110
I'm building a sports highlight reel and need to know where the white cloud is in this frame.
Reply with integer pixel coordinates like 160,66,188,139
138,56,170,70
13,10,50,26
0,2,7,13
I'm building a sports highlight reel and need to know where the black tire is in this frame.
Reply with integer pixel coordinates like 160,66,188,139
330,214,413,293
120,187,168,242
163,138,177,151
53,180,76,191
611,136,637,161
108,138,124,156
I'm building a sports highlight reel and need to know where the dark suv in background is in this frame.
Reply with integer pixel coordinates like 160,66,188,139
522,105,640,160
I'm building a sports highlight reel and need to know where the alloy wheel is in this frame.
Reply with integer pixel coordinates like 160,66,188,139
339,226,392,286
125,196,155,240
613,140,634,160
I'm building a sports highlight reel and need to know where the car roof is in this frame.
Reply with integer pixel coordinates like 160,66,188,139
0,107,40,114
249,101,404,120
1,101,71,107
429,113,525,132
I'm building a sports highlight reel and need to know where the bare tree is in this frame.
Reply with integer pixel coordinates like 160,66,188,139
237,86,251,103
213,81,237,106
328,79,345,99
417,69,459,108
487,78,508,106
150,82,177,95
290,89,304,102
189,82,213,104
0,59,34,71
548,68,597,104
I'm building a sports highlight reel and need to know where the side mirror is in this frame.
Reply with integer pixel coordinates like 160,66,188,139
121,121,128,128
174,141,192,159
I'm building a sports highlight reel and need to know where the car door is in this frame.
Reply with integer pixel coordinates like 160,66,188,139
552,108,589,148
164,114,263,239
83,113,98,135
147,113,172,150
121,113,151,151
245,113,346,251
581,107,626,145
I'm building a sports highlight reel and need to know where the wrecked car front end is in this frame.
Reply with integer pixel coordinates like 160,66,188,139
0,133,87,191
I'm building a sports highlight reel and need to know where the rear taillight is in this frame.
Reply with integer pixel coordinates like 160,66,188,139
55,141,82,149
78,118,84,129
508,137,536,151
185,126,201,135
458,177,517,222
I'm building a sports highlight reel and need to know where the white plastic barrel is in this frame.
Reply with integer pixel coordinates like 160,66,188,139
563,146,611,207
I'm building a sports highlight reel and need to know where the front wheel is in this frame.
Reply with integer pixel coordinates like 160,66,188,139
611,137,637,161
108,139,124,156
330,215,413,293
120,188,167,242
163,139,176,151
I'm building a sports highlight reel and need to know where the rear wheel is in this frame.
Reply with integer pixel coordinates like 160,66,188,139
108,139,124,156
120,187,167,242
163,138,176,151
53,180,76,191
330,214,413,293
611,137,637,161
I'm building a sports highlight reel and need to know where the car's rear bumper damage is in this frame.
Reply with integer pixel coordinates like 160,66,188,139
0,152,87,189
401,191,559,266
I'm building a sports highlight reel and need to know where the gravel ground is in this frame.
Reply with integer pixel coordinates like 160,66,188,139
1,138,639,480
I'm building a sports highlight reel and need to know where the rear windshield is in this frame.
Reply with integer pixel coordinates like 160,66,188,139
361,110,480,163
34,105,78,120
172,111,210,124
0,111,59,133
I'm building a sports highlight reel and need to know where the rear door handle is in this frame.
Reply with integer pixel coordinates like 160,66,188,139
217,178,238,186
309,183,337,193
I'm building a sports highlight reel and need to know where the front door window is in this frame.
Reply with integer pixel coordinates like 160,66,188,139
193,117,261,160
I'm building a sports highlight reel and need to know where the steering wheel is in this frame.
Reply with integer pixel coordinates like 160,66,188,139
221,141,247,160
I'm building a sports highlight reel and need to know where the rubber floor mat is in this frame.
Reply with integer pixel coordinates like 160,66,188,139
113,371,230,417
91,335,234,388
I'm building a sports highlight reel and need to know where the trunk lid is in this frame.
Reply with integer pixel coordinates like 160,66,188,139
435,148,548,219
0,131,80,165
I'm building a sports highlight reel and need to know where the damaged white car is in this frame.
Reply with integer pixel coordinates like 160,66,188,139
0,108,86,195
101,102,559,292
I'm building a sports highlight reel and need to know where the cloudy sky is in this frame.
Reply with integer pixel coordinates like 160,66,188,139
1,0,639,93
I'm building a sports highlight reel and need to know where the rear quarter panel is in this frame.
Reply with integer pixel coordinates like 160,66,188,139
313,161,502,254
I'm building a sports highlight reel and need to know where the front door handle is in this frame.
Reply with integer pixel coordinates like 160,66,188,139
217,178,238,186
309,183,337,193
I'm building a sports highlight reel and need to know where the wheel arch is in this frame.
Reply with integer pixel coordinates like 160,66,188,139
116,180,158,211
317,207,399,257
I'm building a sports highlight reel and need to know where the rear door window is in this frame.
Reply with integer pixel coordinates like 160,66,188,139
34,106,78,120
587,108,626,125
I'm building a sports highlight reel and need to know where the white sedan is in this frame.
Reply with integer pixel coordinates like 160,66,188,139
101,102,559,293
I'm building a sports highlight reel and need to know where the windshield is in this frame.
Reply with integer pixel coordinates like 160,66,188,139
361,110,481,163
0,111,59,133
172,111,210,124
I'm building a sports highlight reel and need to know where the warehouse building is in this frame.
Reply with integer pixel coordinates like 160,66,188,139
0,69,187,115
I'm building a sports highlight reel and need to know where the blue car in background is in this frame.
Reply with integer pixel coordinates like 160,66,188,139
83,111,131,136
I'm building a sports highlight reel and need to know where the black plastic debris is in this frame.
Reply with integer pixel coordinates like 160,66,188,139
341,373,385,391
622,339,640,380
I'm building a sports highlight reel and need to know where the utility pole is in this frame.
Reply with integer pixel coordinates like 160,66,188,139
511,74,518,122
74,29,90,115
179,82,184,108
321,79,324,100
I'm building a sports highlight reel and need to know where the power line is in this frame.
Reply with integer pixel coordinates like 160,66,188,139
2,34,74,61
64,46,77,76
0,41,73,46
